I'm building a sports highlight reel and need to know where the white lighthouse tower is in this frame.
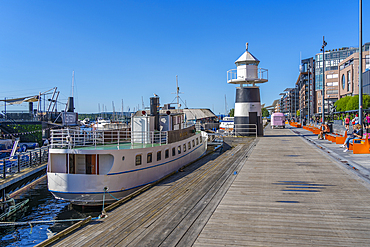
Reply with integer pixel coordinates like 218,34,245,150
227,43,268,136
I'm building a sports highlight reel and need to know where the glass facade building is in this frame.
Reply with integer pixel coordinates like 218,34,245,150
315,43,370,91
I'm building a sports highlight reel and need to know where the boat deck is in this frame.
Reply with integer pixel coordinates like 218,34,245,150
44,125,370,246
73,142,163,150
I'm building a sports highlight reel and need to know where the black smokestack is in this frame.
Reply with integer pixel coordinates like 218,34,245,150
150,96,160,131
66,97,74,112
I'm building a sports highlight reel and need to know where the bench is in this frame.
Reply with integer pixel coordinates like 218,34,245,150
335,131,347,144
353,138,370,154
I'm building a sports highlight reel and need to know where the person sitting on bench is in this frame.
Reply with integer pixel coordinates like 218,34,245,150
318,123,329,140
343,124,363,152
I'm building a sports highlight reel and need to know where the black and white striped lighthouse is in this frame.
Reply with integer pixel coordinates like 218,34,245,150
227,43,268,136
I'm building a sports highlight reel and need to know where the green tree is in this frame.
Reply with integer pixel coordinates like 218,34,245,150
261,107,269,117
229,108,234,117
334,96,351,112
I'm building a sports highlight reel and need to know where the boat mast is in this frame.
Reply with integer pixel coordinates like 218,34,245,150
72,70,74,98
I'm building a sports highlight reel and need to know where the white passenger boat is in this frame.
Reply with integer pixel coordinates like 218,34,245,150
219,116,234,132
92,117,111,130
47,97,208,205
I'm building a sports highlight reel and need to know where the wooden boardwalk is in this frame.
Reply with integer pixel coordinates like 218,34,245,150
194,127,370,246
50,126,370,246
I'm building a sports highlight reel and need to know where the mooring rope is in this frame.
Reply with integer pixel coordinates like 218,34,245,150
107,191,120,201
0,216,101,227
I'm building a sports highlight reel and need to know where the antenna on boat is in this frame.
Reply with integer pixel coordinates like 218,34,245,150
171,75,184,109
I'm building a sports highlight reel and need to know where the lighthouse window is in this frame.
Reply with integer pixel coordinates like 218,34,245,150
147,153,153,163
165,149,169,159
188,142,191,150
192,140,195,147
183,144,186,152
135,155,142,166
178,146,181,154
172,147,176,156
157,151,161,161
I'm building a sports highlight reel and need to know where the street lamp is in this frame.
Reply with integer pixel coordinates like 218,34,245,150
359,0,363,126
320,36,327,123
308,63,311,124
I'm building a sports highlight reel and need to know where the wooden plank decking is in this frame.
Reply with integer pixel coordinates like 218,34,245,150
50,126,370,246
194,127,370,246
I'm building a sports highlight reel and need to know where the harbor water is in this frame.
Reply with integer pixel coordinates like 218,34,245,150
0,177,100,247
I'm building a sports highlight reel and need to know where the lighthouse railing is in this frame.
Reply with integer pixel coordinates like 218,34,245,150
227,68,268,83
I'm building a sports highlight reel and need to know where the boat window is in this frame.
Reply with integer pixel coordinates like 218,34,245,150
86,154,99,174
157,151,161,161
147,153,153,163
192,140,195,147
196,138,199,145
183,144,186,152
122,156,125,161
165,149,169,159
172,147,176,156
188,142,191,150
68,154,75,174
136,154,142,165
178,146,181,154
200,137,202,143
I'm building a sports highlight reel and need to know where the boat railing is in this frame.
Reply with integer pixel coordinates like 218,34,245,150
50,128,168,149
1,146,49,179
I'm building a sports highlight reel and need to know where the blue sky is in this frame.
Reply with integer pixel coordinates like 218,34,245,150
1,0,369,115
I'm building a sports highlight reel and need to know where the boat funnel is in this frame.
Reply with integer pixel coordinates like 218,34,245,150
150,96,160,131
66,97,74,112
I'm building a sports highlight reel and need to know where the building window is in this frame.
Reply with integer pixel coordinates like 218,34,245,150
347,71,351,92
342,74,345,90
165,149,169,159
147,153,153,163
136,155,142,166
172,147,176,156
157,151,161,161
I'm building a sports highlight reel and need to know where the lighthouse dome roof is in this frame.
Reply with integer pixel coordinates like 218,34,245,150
235,50,260,65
